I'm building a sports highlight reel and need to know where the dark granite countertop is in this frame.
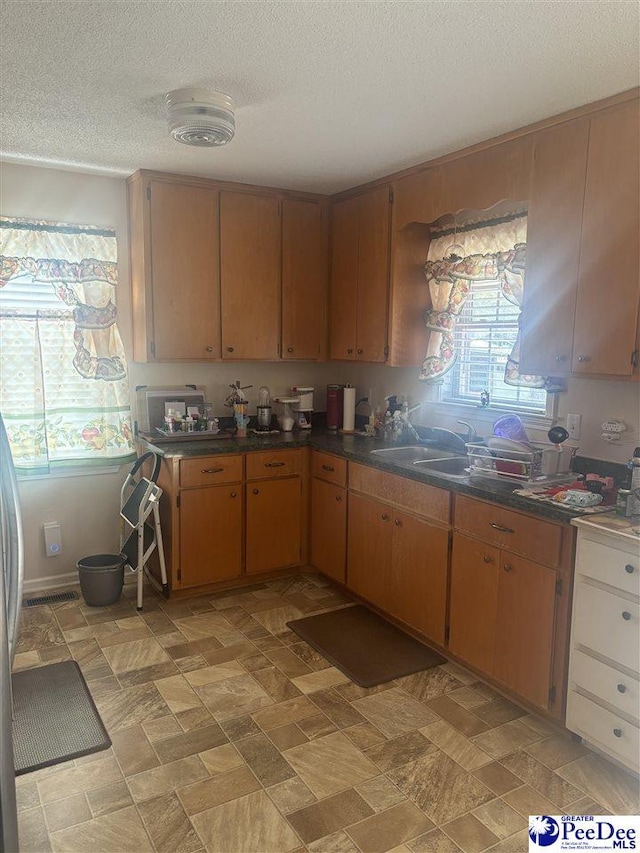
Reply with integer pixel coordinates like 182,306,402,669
137,429,614,525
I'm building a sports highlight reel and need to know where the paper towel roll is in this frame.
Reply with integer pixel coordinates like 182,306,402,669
342,385,356,432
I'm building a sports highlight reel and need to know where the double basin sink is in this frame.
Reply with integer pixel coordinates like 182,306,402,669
370,445,470,478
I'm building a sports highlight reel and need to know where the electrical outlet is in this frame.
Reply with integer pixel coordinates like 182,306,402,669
566,413,582,440
43,522,62,557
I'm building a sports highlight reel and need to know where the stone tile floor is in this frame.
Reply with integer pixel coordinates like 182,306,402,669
13,573,639,853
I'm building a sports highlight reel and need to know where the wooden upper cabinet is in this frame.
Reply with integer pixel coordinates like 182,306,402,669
282,199,328,360
128,177,220,361
520,119,589,375
220,191,281,359
440,136,533,215
330,187,391,362
572,100,640,376
329,195,360,360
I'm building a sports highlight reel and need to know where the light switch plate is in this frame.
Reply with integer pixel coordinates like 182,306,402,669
567,413,582,440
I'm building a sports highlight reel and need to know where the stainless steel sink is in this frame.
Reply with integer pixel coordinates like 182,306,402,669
413,456,470,477
370,445,458,463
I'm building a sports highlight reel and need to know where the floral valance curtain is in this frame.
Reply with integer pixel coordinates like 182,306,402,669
420,217,545,388
0,217,134,471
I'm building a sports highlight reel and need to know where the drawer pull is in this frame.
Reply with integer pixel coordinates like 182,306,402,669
287,347,294,353
322,464,335,472
347,348,353,355
206,345,214,352
227,346,234,353
490,523,515,534
617,683,627,694
265,461,285,468
625,564,635,574
483,555,493,564
357,348,363,355
201,467,224,474
252,488,260,495
503,563,512,572
577,355,591,363
613,728,623,738
621,611,632,621
381,513,389,521
555,355,567,362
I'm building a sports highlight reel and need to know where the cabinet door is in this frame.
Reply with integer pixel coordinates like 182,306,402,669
520,119,589,374
179,486,242,588
449,533,500,675
494,553,557,710
356,186,390,362
149,180,220,360
329,196,359,360
390,512,449,645
246,478,301,574
220,192,280,359
282,199,328,360
347,492,392,607
310,478,347,584
573,100,640,376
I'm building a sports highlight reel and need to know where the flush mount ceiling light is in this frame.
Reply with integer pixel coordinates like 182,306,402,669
166,88,235,147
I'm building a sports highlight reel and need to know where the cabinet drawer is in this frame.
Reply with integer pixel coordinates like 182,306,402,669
246,449,302,480
573,581,640,672
566,690,639,772
349,462,450,524
570,648,640,722
180,455,243,487
576,536,639,597
454,495,563,568
311,451,347,486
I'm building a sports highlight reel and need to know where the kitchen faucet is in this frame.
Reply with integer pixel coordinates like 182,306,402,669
457,420,478,443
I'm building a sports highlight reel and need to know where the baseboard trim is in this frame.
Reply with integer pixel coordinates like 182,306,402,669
22,572,79,594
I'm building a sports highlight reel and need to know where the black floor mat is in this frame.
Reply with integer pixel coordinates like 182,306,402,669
12,660,111,775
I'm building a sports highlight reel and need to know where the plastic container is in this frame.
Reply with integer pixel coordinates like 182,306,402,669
77,554,126,607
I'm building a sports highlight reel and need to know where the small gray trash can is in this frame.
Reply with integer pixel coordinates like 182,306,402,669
77,554,126,607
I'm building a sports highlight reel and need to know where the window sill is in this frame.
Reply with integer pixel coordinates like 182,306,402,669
424,400,557,434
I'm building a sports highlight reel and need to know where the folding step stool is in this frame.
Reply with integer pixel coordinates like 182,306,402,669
120,451,169,610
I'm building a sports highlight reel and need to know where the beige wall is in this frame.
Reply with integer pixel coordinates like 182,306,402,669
2,161,639,587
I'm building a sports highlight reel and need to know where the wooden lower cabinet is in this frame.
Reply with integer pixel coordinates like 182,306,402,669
310,477,347,584
179,485,242,588
347,493,449,646
449,531,558,710
449,534,500,675
246,477,302,574
389,511,449,645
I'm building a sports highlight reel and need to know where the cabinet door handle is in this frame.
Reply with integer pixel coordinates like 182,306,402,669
201,467,224,474
394,518,402,527
206,345,214,352
252,488,260,495
617,683,627,694
621,611,632,621
490,523,515,534
381,513,389,521
347,348,353,355
287,347,294,353
577,355,591,363
322,464,335,472
625,564,635,574
265,461,285,468
503,563,512,572
613,728,623,738
555,355,567,362
227,346,234,353
483,555,493,564
357,348,363,355
230,491,237,498
335,495,342,502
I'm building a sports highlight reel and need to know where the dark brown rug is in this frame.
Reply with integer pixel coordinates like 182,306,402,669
287,604,446,687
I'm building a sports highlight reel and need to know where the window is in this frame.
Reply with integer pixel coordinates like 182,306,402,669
421,212,548,415
0,217,134,474
441,280,548,413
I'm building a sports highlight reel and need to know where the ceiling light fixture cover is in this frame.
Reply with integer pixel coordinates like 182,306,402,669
166,88,235,147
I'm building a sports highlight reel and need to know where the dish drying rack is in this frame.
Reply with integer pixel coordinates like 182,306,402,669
466,442,576,483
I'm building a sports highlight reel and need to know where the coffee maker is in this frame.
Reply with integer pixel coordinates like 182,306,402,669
292,386,314,430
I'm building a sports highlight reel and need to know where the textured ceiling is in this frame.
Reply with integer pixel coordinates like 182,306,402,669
1,1,638,193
